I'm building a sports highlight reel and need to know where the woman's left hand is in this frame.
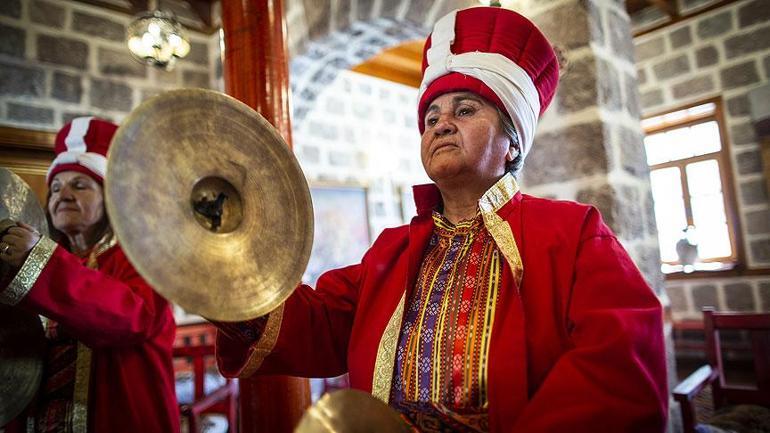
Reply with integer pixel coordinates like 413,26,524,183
0,222,42,268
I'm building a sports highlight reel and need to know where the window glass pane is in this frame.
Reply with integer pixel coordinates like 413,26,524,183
686,159,722,195
687,160,733,260
686,121,721,155
650,167,688,262
644,121,722,165
644,132,669,165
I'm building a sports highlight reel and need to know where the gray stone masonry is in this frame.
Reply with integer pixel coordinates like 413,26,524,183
0,62,45,97
760,282,770,309
7,102,54,124
0,24,25,59
736,149,763,175
598,58,623,111
696,45,719,68
624,72,642,118
72,11,126,42
720,60,761,89
725,25,770,59
740,179,768,205
608,8,635,61
638,67,647,85
672,75,714,99
726,94,750,116
30,0,65,28
724,283,755,310
187,42,210,66
670,26,693,49
98,47,147,78
653,54,691,81
731,121,757,146
697,10,733,39
533,2,592,50
576,183,646,240
635,36,665,62
0,0,21,18
666,285,688,312
737,0,770,28
641,88,664,108
618,124,648,176
765,55,770,78
692,284,719,310
750,239,770,262
556,57,597,113
89,79,133,111
51,71,83,103
182,70,210,88
746,209,770,235
37,34,88,70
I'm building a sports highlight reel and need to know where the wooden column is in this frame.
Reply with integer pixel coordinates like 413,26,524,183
220,1,311,432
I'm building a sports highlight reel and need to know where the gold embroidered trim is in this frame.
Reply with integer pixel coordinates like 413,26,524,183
1,236,57,306
239,303,285,378
479,174,523,288
372,292,406,403
86,231,117,269
72,342,92,433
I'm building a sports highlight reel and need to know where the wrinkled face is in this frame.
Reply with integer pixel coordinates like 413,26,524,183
48,171,105,235
420,92,512,185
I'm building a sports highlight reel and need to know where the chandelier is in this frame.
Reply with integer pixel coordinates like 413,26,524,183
126,10,191,70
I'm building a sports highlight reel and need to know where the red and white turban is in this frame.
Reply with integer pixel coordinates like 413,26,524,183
47,117,117,185
418,7,559,160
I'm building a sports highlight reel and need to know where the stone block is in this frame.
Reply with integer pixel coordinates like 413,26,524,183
0,24,25,58
765,55,770,79
300,145,320,164
643,188,658,236
731,122,757,146
691,284,718,310
325,96,345,115
308,120,338,140
634,36,665,62
725,25,770,59
182,70,210,88
329,151,351,166
51,71,82,103
608,8,634,61
72,11,126,42
666,285,689,313
356,0,375,21
634,244,665,292
669,26,692,50
726,94,750,117
62,111,105,124
653,55,691,81
90,79,133,111
623,72,641,119
576,183,645,240
724,283,755,311
598,59,622,111
187,41,209,66
0,62,45,97
745,209,770,235
760,282,770,310
37,34,88,70
0,0,20,18
140,88,163,101
533,2,591,50
672,75,714,100
7,102,54,125
740,179,768,205
30,0,65,28
523,121,610,185
738,0,770,28
695,45,718,68
720,61,760,90
98,47,147,78
153,68,178,86
640,89,664,109
750,238,770,263
556,57,597,114
736,150,762,175
696,10,733,39
406,1,432,28
618,125,648,177
303,0,331,39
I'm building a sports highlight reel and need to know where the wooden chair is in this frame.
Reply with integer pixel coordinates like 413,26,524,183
174,324,238,433
673,308,770,433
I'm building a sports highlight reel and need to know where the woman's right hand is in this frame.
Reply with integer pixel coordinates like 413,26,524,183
0,222,42,269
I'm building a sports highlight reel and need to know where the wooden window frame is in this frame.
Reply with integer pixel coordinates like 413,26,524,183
643,97,746,278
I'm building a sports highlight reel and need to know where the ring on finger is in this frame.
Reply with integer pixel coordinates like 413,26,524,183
0,243,10,255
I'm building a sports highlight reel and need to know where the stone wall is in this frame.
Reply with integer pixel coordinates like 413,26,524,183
634,0,770,321
0,0,218,131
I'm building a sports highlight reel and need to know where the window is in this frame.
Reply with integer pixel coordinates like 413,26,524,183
642,99,739,274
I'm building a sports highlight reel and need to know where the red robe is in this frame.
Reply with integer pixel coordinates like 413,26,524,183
217,183,668,432
2,241,178,433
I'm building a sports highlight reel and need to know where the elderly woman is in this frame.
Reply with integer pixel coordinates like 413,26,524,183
216,6,668,432
0,117,178,433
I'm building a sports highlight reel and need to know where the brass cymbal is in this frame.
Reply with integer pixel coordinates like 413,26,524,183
0,305,45,426
105,89,313,321
0,167,49,236
295,389,412,433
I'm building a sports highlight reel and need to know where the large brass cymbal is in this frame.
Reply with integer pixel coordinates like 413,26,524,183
0,306,45,426
295,389,412,433
105,89,313,322
0,167,49,236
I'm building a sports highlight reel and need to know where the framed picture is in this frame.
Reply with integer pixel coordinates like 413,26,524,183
303,184,371,286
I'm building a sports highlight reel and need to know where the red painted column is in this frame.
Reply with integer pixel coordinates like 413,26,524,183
220,1,311,432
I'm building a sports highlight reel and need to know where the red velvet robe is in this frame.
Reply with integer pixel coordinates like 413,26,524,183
3,242,178,433
217,183,668,432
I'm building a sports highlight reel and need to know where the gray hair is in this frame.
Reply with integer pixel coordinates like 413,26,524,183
496,107,524,177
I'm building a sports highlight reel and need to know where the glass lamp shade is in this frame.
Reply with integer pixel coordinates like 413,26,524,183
127,10,191,70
